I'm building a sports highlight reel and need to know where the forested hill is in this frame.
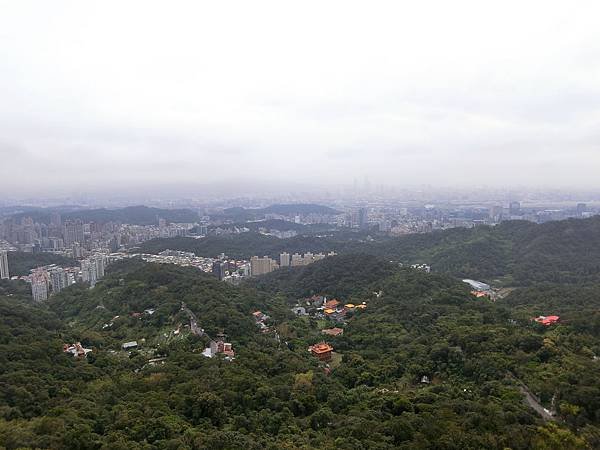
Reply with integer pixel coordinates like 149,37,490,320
49,260,273,344
141,216,600,285
136,231,370,259
366,216,600,285
9,205,199,225
7,251,76,276
216,203,339,221
247,254,397,300
210,219,333,234
1,255,599,447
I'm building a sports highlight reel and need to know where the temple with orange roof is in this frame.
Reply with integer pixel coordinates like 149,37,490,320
324,299,341,309
309,342,334,361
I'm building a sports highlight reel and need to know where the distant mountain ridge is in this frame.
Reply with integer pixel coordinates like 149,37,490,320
218,203,340,220
210,219,333,233
8,205,199,225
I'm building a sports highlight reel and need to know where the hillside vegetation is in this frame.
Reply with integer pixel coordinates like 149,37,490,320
1,253,599,448
7,252,77,276
248,254,397,300
141,216,600,286
137,231,371,260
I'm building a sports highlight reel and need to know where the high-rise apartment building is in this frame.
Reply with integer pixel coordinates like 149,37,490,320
80,254,107,287
291,253,304,266
279,252,290,267
358,207,369,230
94,254,106,279
212,261,227,280
63,220,84,246
31,270,49,302
49,266,69,294
81,260,98,287
72,242,84,258
250,256,278,276
0,251,9,279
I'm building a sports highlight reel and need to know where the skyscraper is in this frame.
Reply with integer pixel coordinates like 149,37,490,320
93,254,106,279
358,207,369,230
0,251,9,279
212,261,227,280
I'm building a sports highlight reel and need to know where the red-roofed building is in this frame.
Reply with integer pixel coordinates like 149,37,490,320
309,342,333,361
534,315,560,326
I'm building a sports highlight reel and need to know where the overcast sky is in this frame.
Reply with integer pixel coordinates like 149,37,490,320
1,1,599,196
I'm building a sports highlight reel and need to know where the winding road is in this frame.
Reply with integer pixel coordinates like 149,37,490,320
508,372,556,422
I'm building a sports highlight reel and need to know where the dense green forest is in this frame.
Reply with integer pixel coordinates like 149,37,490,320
7,252,77,276
137,231,372,260
141,216,600,286
1,251,599,448
248,254,397,300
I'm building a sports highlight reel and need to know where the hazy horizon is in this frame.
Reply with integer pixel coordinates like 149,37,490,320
2,1,600,195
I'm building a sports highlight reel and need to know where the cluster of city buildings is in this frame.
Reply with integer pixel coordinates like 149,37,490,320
211,251,338,280
1,244,114,301
290,295,368,324
145,249,219,273
28,253,110,301
344,201,598,235
249,251,337,277
0,213,199,258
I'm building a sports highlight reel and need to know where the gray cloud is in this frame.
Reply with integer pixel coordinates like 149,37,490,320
1,1,600,196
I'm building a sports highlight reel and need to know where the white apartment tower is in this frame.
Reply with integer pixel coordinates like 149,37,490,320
279,252,290,267
31,270,49,302
0,251,9,279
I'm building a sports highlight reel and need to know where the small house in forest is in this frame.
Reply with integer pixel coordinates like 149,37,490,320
322,327,344,337
534,315,560,326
